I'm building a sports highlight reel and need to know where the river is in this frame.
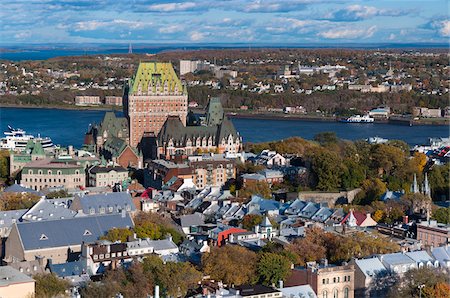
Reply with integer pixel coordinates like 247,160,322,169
0,107,448,147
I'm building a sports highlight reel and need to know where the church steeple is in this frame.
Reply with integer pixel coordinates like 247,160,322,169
423,172,431,197
412,173,419,193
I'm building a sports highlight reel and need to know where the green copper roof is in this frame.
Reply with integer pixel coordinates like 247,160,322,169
129,62,185,95
31,141,45,156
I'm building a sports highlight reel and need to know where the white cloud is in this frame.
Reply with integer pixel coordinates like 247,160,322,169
189,31,205,41
14,31,31,39
438,20,450,36
159,25,183,34
327,5,402,21
388,33,396,40
147,2,197,12
73,20,152,31
318,25,377,39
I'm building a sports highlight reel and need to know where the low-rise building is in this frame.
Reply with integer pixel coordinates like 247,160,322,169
0,266,35,298
75,96,101,106
88,165,128,187
416,220,450,247
189,155,236,188
5,213,134,264
105,96,122,106
285,261,355,298
412,107,442,118
20,157,86,191
351,257,387,297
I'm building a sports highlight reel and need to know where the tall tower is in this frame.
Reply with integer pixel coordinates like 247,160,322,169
124,62,188,147
412,173,419,193
423,173,431,197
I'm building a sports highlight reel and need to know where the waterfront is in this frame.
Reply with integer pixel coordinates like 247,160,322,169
0,107,448,147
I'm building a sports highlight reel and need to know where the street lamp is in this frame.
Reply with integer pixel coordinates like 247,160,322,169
418,284,425,298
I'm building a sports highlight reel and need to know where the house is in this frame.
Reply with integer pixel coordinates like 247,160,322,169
379,252,417,275
340,210,377,228
251,150,286,167
232,285,282,298
21,197,77,222
208,225,247,247
416,220,450,247
0,266,35,298
87,165,128,187
254,216,276,240
5,213,134,264
405,250,439,269
102,136,143,168
431,245,450,269
180,213,205,235
351,257,388,297
380,190,404,201
246,196,283,216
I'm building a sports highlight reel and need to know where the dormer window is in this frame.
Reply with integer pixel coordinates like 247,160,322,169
84,229,92,236
40,234,48,240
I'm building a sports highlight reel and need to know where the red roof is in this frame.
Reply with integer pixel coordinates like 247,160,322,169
340,210,367,226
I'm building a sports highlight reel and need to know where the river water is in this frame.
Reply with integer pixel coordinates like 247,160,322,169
0,107,448,147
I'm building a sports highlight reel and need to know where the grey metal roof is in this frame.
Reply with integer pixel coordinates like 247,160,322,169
4,183,40,195
405,250,435,263
0,266,35,286
72,192,136,215
16,213,134,251
150,238,179,252
281,285,317,298
49,260,85,277
22,198,76,222
0,209,27,228
354,257,387,278
180,213,204,227
431,245,450,265
381,252,416,266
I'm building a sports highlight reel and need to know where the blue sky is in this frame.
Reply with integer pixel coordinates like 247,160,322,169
1,0,449,44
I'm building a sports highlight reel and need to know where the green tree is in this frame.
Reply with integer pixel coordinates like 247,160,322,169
308,148,343,191
239,181,272,199
0,193,40,211
354,178,387,205
34,273,70,298
429,164,450,201
313,132,339,146
257,253,291,286
341,159,366,189
0,150,9,179
432,207,450,224
101,228,133,243
46,189,69,199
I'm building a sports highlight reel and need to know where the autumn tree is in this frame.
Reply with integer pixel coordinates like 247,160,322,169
202,245,258,285
239,181,272,199
241,214,263,230
388,267,450,298
34,273,70,298
0,192,40,211
353,178,387,205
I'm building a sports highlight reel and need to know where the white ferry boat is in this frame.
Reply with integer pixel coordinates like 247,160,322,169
0,126,54,151
340,115,375,123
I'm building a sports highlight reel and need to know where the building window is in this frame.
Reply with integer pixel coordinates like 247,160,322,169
344,288,349,298
84,229,92,236
323,279,326,285
323,291,328,298
40,234,48,240
334,289,338,298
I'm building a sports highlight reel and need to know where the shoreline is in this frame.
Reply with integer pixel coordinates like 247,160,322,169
1,103,448,126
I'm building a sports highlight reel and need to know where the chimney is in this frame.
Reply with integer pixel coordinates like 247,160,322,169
154,285,160,298
278,280,284,289
403,215,409,224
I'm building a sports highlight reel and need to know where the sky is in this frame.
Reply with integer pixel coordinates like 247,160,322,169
1,0,449,45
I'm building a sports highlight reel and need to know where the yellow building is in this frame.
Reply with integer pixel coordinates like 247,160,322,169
0,266,35,298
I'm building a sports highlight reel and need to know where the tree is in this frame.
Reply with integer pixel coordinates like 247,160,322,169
354,178,387,205
134,212,183,244
429,164,450,201
0,192,40,211
202,245,258,285
239,181,272,199
370,144,406,177
308,148,343,191
313,132,338,146
257,253,291,286
388,267,449,298
101,228,133,243
341,158,366,190
241,214,263,230
0,150,9,180
432,207,450,224
46,189,69,199
34,273,70,298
